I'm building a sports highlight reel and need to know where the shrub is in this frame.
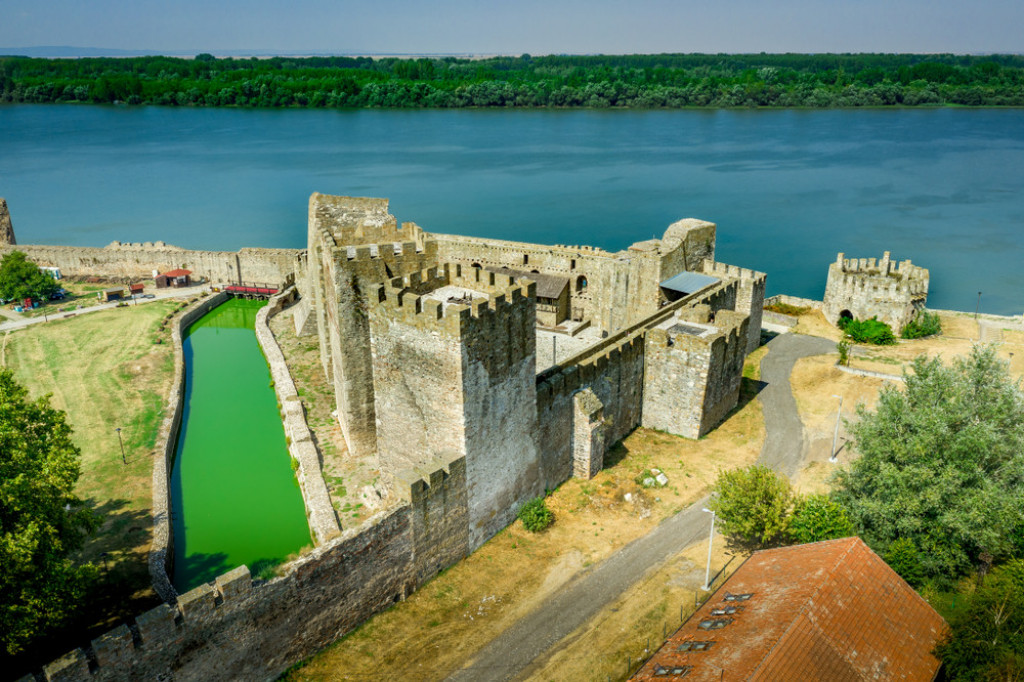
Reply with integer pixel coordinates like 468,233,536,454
839,316,896,345
710,465,793,548
788,494,854,544
901,311,941,339
884,538,925,588
765,302,810,316
836,339,851,366
518,497,554,532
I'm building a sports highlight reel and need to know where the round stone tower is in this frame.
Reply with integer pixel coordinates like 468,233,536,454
0,198,16,245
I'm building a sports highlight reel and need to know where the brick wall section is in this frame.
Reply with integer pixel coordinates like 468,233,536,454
368,267,543,549
572,388,606,480
31,454,470,682
0,242,300,286
255,287,342,544
641,307,749,439
822,251,929,331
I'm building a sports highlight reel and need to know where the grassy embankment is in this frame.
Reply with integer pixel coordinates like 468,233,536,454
2,299,184,669
285,344,768,682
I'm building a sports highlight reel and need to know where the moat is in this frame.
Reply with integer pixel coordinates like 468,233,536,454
171,298,309,592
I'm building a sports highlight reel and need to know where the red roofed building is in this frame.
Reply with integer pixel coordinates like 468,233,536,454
632,537,947,681
155,269,192,288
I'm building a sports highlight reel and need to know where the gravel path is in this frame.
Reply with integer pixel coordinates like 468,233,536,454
445,332,834,682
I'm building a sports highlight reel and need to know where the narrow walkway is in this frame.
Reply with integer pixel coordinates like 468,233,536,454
445,333,834,681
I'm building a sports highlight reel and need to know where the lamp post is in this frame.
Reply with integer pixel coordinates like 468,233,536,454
115,427,126,465
702,507,716,591
976,291,982,320
830,394,843,463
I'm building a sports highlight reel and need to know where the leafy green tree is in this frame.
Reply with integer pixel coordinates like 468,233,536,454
787,494,854,544
0,369,97,655
709,465,793,548
935,560,1024,680
834,346,1024,580
0,251,59,303
884,538,925,588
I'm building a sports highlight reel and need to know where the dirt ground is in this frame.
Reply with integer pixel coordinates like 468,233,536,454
285,349,767,682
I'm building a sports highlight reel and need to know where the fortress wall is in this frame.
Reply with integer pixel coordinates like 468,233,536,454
309,236,439,459
256,289,342,544
641,309,749,439
36,458,469,682
702,260,767,353
368,271,541,549
535,333,647,490
0,243,301,286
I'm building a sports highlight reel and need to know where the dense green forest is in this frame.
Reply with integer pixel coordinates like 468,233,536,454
2,52,1024,108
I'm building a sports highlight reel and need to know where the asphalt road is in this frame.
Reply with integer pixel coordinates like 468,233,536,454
445,332,835,682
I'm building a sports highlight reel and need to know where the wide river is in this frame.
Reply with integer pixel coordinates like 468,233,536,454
2,105,1022,314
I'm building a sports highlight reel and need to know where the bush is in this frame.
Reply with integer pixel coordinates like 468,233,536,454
710,465,793,548
788,494,854,544
518,497,554,532
901,311,941,339
765,302,810,316
836,339,851,366
884,538,925,588
838,316,896,345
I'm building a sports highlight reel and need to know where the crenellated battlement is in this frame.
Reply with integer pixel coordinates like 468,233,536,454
701,259,767,285
369,264,536,338
823,251,930,330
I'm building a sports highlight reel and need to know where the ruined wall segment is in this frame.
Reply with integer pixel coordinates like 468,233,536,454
702,260,767,353
822,251,929,331
0,198,15,245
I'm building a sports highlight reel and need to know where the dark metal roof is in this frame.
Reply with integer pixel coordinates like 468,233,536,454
660,271,719,295
485,266,568,300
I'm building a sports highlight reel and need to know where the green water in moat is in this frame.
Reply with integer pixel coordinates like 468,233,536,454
170,298,310,592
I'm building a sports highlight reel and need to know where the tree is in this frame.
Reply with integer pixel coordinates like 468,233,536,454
709,465,793,548
0,251,59,303
788,494,854,544
833,346,1024,581
935,560,1024,680
884,538,925,588
0,369,97,655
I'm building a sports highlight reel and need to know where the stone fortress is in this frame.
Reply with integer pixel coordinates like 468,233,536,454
822,251,929,331
5,195,769,681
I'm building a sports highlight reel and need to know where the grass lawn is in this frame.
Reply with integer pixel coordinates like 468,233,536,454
2,299,180,670
284,349,767,682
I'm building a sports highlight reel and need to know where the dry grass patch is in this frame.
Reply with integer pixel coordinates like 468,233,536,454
285,355,767,681
791,309,843,341
2,300,181,667
523,539,739,682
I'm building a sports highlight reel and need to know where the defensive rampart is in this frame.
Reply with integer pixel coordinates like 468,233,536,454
0,242,301,286
30,456,468,682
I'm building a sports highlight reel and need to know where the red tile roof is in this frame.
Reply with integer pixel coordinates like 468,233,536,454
632,537,947,681
161,269,192,277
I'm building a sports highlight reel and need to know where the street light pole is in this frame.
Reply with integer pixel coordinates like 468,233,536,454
702,507,716,591
115,427,126,465
976,291,982,320
830,394,843,463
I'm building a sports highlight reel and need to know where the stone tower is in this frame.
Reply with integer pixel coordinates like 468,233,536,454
0,198,15,245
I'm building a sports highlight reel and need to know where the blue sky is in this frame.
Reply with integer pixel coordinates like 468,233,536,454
2,0,1022,55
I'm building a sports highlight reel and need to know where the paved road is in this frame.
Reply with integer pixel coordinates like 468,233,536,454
0,284,211,333
445,332,834,682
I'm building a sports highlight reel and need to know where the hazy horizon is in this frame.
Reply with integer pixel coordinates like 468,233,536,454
2,0,1021,57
